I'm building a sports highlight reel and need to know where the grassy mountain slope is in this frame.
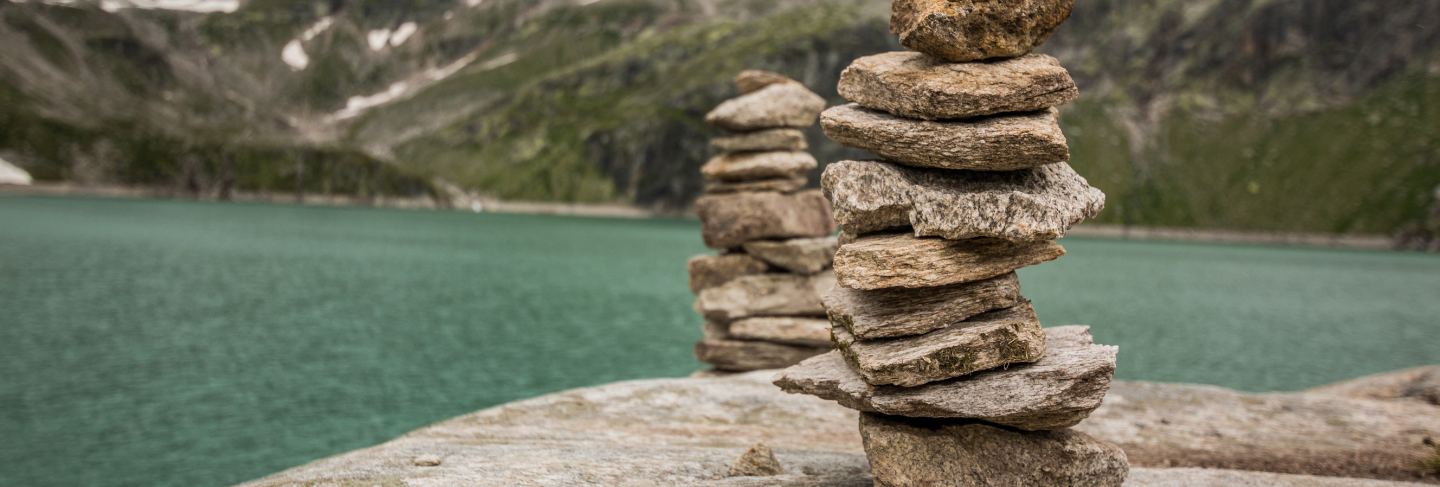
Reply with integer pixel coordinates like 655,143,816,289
0,0,1437,234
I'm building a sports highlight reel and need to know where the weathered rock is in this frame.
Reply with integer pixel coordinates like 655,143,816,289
735,70,796,94
891,0,1074,62
774,325,1116,430
729,443,784,477
704,176,809,195
838,51,1078,120
246,369,1440,486
702,151,817,182
688,254,770,293
696,190,834,249
729,317,832,348
1308,365,1440,406
694,272,835,323
832,303,1044,387
706,83,826,131
412,454,442,467
821,104,1067,171
741,236,837,274
711,128,809,152
859,412,1129,487
827,272,1022,339
822,160,1104,242
695,337,828,371
832,234,1063,290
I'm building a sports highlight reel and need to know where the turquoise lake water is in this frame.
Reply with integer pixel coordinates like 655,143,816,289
2,195,1438,486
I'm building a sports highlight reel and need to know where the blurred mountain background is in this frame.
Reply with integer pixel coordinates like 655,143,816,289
1,0,1438,235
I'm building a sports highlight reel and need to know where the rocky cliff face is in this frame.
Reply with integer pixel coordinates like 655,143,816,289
2,0,1437,233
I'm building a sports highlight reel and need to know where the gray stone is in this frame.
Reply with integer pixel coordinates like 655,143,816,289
729,317,832,348
832,233,1064,290
688,254,770,293
694,272,835,323
706,83,826,131
833,303,1045,387
246,369,1440,486
891,0,1074,62
711,128,808,152
838,51,1078,120
821,104,1067,171
822,160,1105,242
704,176,809,195
859,412,1129,487
695,337,827,372
696,190,834,249
735,70,796,94
741,236,837,274
774,325,1117,431
827,272,1022,339
702,151,817,182
729,443,784,477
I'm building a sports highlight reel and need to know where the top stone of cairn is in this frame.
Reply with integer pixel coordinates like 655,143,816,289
734,69,797,94
891,0,1074,62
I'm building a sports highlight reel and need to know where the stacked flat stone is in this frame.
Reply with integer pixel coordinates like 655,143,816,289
774,1,1131,485
689,70,837,372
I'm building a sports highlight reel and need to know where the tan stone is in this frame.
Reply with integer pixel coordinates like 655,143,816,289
734,70,796,94
693,272,834,323
860,412,1129,487
705,83,826,131
826,272,1022,339
728,442,784,476
741,236,837,274
701,151,817,182
891,0,1074,62
774,325,1117,430
832,234,1063,290
833,303,1044,387
838,51,1078,120
687,254,769,293
821,104,1068,171
710,128,808,153
703,176,808,195
822,160,1104,242
695,190,834,249
729,317,832,348
694,337,827,372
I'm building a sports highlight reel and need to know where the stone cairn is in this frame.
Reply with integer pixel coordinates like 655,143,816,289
689,70,838,373
774,1,1130,485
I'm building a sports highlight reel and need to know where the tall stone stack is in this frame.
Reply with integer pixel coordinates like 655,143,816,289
775,1,1130,485
688,70,838,373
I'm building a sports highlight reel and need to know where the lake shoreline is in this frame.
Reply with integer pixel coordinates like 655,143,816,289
0,183,1396,250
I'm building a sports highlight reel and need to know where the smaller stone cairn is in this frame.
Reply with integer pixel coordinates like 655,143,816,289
690,71,836,373
776,0,1130,485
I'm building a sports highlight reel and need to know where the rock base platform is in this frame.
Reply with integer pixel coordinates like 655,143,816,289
244,369,1440,486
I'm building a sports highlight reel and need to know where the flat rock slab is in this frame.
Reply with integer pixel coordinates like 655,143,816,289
742,236,837,275
245,370,1440,486
839,51,1078,120
827,272,1022,339
823,159,1105,242
695,337,827,372
689,254,770,293
891,0,1074,62
859,412,1129,487
1307,365,1440,406
706,83,826,131
777,325,1115,430
694,272,835,323
696,190,834,249
735,69,797,94
832,233,1064,290
705,176,809,195
729,317,833,348
833,303,1045,387
702,151,817,182
712,128,808,153
822,104,1068,171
